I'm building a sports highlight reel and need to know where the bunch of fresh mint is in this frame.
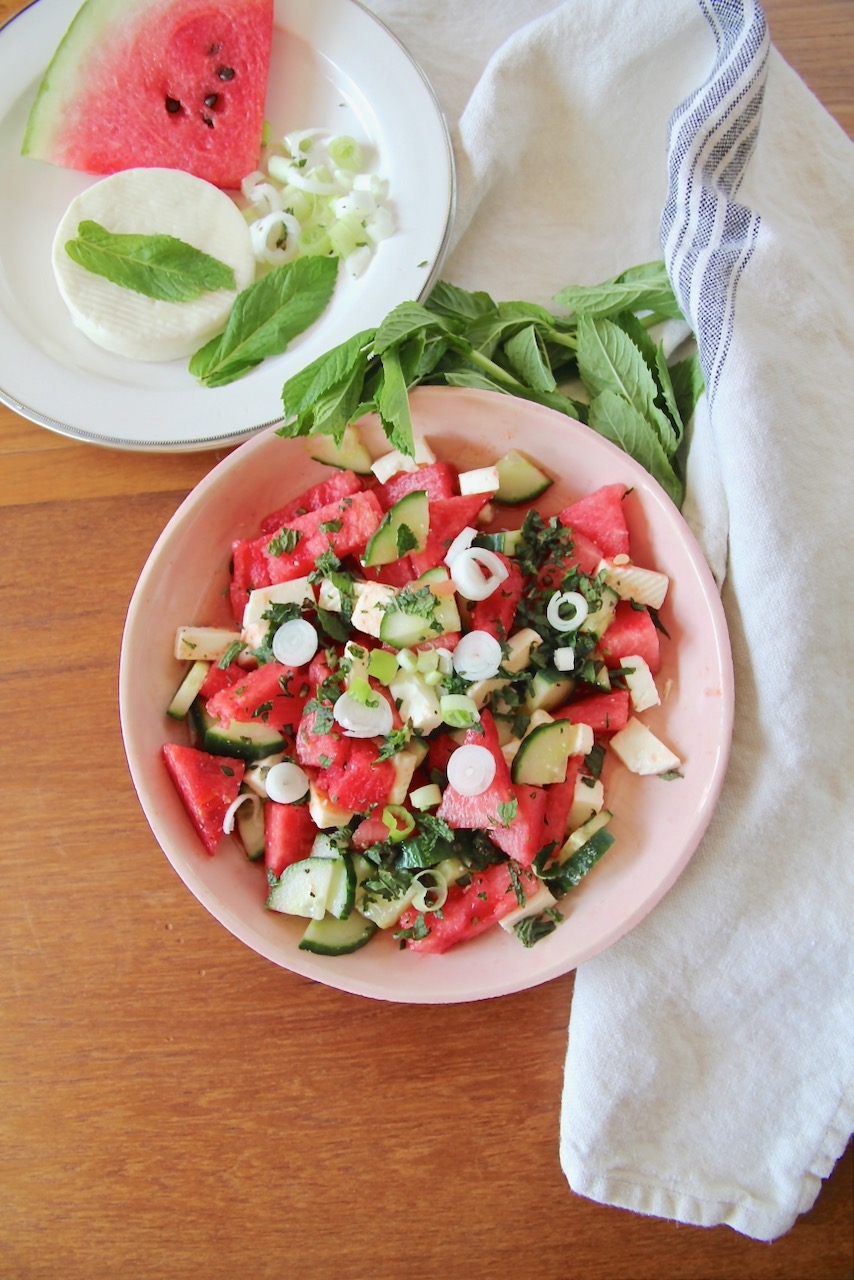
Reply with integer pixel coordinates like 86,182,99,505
278,261,702,507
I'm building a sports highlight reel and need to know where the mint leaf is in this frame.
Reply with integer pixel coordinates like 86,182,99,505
587,389,683,507
554,261,682,319
377,345,415,455
65,220,236,302
190,255,338,387
503,324,557,393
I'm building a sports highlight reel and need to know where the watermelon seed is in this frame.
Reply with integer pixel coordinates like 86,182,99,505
165,97,182,114
217,66,236,81
202,115,214,128
204,94,219,108
207,42,222,56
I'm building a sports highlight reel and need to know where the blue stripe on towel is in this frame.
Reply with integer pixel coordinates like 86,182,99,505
661,0,769,402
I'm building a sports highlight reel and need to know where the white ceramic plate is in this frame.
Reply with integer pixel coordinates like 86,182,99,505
120,387,734,1003
0,0,454,450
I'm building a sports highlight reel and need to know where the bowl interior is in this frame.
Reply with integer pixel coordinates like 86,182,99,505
119,386,733,1002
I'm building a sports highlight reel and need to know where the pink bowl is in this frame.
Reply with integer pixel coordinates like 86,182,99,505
119,386,734,1003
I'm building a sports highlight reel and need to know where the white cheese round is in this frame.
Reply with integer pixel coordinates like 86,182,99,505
51,167,255,363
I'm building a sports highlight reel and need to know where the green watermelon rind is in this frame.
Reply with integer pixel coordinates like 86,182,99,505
22,0,146,158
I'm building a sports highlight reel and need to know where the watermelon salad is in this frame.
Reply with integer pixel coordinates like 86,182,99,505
162,435,681,957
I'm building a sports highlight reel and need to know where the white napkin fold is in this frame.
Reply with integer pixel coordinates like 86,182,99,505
368,0,853,1241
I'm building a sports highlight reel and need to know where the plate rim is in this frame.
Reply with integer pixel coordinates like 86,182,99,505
0,0,456,452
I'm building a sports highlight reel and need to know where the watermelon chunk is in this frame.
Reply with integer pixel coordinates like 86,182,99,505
259,471,364,536
554,690,631,734
409,495,493,576
264,801,317,877
600,601,661,674
378,462,458,510
162,742,245,855
437,711,515,830
487,783,549,866
205,660,308,733
559,484,631,558
397,862,540,954
469,555,523,641
22,0,274,191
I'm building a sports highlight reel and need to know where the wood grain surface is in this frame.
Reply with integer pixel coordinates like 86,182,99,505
1,2,851,1278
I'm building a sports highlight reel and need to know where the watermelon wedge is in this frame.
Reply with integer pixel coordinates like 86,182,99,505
22,0,274,190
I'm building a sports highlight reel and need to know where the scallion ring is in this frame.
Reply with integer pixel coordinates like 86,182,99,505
447,743,496,796
452,629,503,681
222,790,262,835
271,617,318,667
547,590,589,632
449,546,510,601
333,689,393,738
410,870,448,914
440,694,479,729
264,762,310,805
381,805,416,843
249,209,301,264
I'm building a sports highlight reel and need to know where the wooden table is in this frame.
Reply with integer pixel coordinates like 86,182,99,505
1,2,851,1276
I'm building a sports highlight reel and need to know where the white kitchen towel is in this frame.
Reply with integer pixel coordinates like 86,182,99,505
369,0,854,1242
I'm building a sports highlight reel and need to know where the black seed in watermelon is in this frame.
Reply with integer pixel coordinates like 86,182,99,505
21,0,274,191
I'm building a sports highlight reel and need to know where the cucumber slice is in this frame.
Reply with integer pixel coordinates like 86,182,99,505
473,529,523,556
266,855,352,921
511,720,574,785
363,490,429,567
306,425,373,475
298,912,378,955
581,586,619,637
524,668,576,713
494,449,553,504
190,701,287,762
167,659,210,719
557,809,613,864
378,588,461,649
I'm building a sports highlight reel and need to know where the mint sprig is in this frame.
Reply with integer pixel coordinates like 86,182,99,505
278,261,703,508
190,255,338,388
65,220,236,302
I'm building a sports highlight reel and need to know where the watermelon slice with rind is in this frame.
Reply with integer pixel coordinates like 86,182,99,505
22,0,274,190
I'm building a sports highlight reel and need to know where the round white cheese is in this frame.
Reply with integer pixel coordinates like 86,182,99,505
51,167,255,363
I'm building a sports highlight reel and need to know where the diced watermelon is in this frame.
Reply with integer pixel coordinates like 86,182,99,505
259,471,363,535
264,801,317,877
378,462,458,510
559,484,631,558
22,0,275,191
296,704,350,770
470,556,524,641
554,689,631,734
397,861,540,953
162,742,245,855
543,758,581,845
600,601,661,674
206,661,308,733
537,530,604,592
488,783,549,866
263,489,384,583
229,535,271,623
409,495,492,576
437,711,515,829
198,659,243,700
361,557,414,588
322,739,397,813
351,813,392,850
